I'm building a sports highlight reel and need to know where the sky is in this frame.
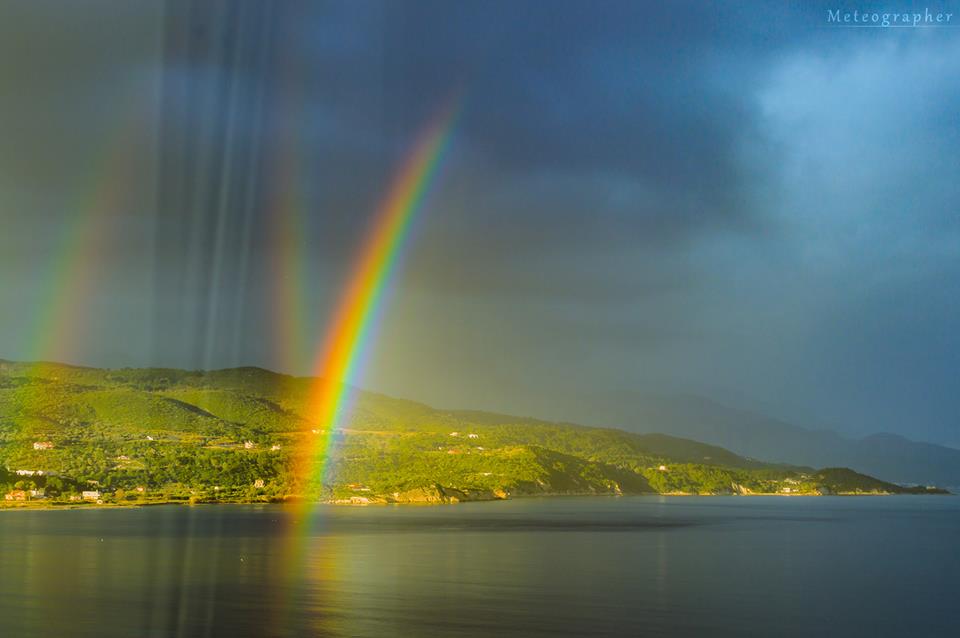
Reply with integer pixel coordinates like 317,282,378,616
0,0,958,446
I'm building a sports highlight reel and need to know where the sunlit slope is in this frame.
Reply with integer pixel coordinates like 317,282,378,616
0,361,946,503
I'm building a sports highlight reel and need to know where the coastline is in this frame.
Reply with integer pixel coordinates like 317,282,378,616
2,488,950,511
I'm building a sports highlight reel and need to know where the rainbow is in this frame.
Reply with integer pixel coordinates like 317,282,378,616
294,97,460,494
270,129,311,375
26,115,139,366
269,58,314,376
270,97,460,633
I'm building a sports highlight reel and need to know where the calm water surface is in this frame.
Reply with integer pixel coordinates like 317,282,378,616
1,496,958,637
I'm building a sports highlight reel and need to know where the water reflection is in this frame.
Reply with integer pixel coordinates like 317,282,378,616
1,497,959,637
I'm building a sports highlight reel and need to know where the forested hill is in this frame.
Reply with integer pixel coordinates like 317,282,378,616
0,361,946,505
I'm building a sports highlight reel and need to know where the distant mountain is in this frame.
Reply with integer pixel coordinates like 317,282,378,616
607,395,960,488
1,360,942,505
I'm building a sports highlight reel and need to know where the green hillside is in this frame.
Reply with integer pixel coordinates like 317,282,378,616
0,361,946,506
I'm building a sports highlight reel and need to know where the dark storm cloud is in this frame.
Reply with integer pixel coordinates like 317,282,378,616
255,1,806,315
152,0,819,273
290,0,778,237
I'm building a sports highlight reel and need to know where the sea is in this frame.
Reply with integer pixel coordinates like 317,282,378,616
1,496,958,637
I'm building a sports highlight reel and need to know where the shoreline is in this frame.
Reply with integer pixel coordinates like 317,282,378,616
2,489,950,511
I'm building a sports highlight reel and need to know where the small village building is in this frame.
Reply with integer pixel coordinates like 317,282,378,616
4,490,29,501
244,441,256,449
658,465,668,472
33,441,54,451
270,444,281,451
82,490,101,501
449,432,460,437
253,479,265,488
467,433,479,439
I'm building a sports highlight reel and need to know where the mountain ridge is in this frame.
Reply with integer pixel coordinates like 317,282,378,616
594,394,960,487
0,360,948,505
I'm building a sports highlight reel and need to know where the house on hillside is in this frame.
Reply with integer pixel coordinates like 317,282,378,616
4,490,29,501
244,441,256,449
467,433,479,439
81,490,101,501
33,441,54,450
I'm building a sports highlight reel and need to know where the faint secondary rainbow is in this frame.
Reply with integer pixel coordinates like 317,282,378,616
269,57,312,375
26,114,140,365
270,130,311,374
294,97,461,494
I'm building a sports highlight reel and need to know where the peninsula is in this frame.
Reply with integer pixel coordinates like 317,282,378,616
0,361,947,507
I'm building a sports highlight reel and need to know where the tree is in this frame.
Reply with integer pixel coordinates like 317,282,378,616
46,476,64,496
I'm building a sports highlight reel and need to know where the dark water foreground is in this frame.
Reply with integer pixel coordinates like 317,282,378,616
1,496,958,637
